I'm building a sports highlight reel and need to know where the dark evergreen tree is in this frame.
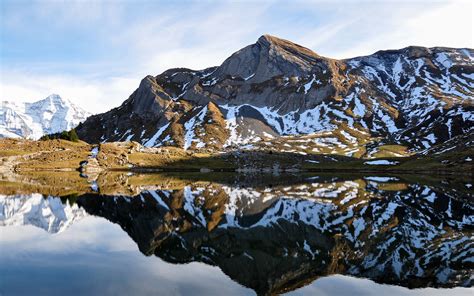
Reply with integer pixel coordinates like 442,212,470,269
69,129,79,142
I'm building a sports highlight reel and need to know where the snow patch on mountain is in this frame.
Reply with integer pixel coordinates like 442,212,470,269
144,123,170,147
184,106,208,150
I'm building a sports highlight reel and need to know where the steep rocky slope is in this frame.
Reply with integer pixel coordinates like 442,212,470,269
77,35,473,157
0,94,91,139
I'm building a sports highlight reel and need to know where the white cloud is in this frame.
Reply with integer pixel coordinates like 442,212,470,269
1,1,272,113
111,1,271,73
333,0,473,58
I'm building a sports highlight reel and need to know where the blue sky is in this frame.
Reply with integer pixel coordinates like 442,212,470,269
1,0,473,113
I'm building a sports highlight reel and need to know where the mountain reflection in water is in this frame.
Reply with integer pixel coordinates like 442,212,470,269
1,173,473,295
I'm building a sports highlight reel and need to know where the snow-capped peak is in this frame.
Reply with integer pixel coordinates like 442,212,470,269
0,94,91,140
42,93,68,107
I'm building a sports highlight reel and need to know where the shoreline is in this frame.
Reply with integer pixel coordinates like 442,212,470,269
1,139,472,178
7,165,472,177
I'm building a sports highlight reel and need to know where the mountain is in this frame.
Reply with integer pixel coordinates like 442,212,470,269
0,194,87,233
0,94,91,140
76,35,474,156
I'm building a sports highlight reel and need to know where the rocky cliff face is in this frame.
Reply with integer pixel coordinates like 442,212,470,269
0,94,91,140
76,35,474,156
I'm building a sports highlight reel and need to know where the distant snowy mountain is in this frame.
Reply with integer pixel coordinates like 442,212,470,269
0,194,87,233
0,94,91,140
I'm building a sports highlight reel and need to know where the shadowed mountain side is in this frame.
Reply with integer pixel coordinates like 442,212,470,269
127,148,474,175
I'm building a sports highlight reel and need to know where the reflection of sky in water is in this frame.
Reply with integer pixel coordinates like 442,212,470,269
0,216,251,295
1,216,471,296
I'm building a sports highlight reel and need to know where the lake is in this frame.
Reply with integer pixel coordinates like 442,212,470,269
1,172,473,295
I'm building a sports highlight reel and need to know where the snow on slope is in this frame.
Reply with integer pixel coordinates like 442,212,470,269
0,94,91,139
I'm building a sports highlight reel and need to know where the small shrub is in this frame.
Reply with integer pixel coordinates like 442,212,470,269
40,128,80,142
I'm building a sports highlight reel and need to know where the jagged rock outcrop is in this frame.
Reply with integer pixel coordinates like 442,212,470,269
76,35,474,155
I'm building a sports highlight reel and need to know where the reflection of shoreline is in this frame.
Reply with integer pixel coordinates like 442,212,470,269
1,170,473,199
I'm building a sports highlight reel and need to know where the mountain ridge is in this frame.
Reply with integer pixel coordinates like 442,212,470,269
72,35,473,156
0,94,91,140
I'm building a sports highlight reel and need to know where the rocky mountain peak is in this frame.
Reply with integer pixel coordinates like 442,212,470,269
257,34,321,60
45,93,65,103
29,93,70,110
214,35,323,82
76,36,473,153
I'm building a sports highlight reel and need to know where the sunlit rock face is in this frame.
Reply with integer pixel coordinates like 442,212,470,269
75,176,474,294
77,35,473,154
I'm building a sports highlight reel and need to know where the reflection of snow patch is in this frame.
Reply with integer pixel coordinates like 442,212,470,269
147,190,170,210
364,176,398,182
90,181,98,192
364,160,399,165
243,73,255,81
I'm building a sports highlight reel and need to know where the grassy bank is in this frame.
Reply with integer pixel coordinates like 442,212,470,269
0,139,472,175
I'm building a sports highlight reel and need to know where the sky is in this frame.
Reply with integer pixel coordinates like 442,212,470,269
1,0,473,114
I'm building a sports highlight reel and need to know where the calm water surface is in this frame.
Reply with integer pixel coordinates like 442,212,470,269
1,173,472,295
